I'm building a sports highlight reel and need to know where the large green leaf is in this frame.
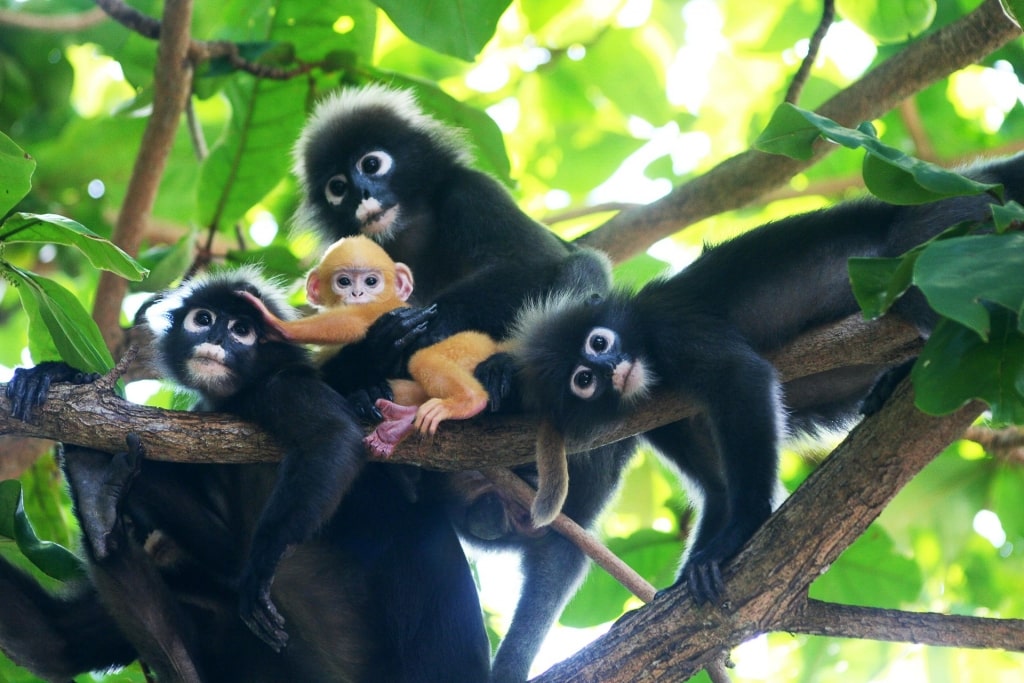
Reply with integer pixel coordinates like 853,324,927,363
835,0,937,44
371,0,511,61
0,132,36,215
196,77,308,231
912,311,1024,423
755,105,1002,204
0,480,83,581
914,234,1024,340
0,212,147,281
4,265,114,373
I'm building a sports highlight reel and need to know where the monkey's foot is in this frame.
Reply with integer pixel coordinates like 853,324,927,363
84,434,145,560
363,400,418,458
413,395,489,435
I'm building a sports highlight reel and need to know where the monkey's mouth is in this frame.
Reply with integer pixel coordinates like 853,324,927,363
188,345,233,380
356,199,398,236
613,359,649,401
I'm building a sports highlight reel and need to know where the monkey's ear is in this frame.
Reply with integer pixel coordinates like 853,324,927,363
306,270,324,306
393,262,415,302
530,420,569,527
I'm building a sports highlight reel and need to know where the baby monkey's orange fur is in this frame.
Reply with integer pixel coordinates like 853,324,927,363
245,236,500,456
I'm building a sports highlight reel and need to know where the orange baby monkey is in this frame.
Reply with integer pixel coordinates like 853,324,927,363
243,236,500,457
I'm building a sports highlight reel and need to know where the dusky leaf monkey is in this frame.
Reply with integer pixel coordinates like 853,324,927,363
1,267,490,682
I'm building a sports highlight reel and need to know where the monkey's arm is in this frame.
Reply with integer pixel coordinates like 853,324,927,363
238,290,400,345
233,368,368,651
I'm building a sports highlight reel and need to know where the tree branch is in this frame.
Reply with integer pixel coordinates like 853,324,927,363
783,600,1024,651
92,0,195,352
0,315,921,469
580,0,1022,263
531,381,989,682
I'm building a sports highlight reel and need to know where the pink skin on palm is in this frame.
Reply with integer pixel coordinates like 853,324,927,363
364,400,419,458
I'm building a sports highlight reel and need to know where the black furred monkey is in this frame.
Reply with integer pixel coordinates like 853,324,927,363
0,267,489,682
513,153,1024,605
292,84,629,683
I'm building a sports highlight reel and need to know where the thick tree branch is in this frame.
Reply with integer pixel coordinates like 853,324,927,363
783,600,1024,651
0,315,921,469
581,0,1022,263
92,0,194,352
531,381,989,682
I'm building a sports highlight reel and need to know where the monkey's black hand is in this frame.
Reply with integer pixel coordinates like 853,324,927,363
6,361,100,422
239,571,288,652
362,304,438,376
474,352,520,413
347,381,394,422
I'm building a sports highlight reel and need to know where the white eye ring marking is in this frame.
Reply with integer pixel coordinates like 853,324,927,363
184,308,216,333
228,318,258,346
584,327,617,356
325,174,348,205
357,151,393,177
570,365,598,400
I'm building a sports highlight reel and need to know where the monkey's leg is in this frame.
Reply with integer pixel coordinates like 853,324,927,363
63,442,206,683
408,333,495,434
0,559,136,682
489,442,635,682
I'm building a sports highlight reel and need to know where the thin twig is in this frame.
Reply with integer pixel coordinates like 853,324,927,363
784,0,835,104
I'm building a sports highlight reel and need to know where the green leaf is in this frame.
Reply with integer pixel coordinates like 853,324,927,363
0,132,36,216
990,200,1024,233
135,230,197,293
848,256,915,320
196,77,308,231
1004,0,1024,26
0,213,147,281
4,265,114,373
753,102,821,160
914,234,1024,340
370,0,511,61
756,105,1002,204
912,311,1024,423
835,0,937,44
810,525,922,607
0,480,84,581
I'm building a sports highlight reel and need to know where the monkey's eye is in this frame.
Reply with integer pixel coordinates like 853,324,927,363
336,275,352,288
357,151,393,177
584,327,617,356
228,319,258,346
184,308,216,332
365,275,380,287
570,366,598,400
325,174,348,206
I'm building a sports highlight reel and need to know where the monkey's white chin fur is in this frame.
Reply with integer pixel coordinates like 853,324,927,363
614,359,650,402
187,345,236,398
357,200,399,237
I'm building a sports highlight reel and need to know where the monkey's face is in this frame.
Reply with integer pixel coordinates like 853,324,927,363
516,294,651,439
329,267,387,304
158,293,268,400
295,98,456,246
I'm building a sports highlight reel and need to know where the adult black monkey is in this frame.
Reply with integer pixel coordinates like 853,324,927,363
1,267,489,682
292,84,633,683
512,153,1024,605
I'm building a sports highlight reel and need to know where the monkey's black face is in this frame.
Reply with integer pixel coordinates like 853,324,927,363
170,304,259,399
144,273,296,403
297,109,449,245
516,295,652,439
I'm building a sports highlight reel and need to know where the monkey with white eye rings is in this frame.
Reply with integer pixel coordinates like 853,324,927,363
291,84,630,683
0,267,490,682
511,152,1024,605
